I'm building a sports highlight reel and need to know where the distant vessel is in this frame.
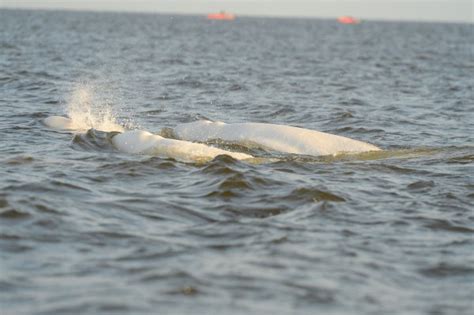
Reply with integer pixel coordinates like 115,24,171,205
337,16,360,24
207,11,236,20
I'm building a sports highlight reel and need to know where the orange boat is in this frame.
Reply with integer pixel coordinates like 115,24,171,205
207,11,236,20
337,16,360,24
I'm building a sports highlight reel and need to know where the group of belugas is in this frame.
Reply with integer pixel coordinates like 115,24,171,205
43,116,381,163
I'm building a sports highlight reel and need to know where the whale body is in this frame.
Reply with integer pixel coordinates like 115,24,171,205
174,120,381,156
43,116,252,162
43,116,124,132
111,130,252,162
43,116,78,130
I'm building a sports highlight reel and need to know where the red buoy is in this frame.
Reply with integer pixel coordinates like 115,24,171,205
207,11,236,20
337,16,360,24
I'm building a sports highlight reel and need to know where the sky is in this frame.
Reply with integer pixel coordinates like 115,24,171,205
1,0,472,23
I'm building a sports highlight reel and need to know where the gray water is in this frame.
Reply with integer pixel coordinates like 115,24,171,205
1,9,473,315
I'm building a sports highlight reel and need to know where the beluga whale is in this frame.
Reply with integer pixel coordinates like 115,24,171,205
43,116,252,162
110,130,252,162
173,120,381,156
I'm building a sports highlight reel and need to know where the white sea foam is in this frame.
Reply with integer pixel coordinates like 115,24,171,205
174,120,381,156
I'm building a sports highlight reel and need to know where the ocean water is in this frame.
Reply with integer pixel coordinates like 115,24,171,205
1,9,473,315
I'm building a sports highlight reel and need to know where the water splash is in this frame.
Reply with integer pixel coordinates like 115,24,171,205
64,83,125,132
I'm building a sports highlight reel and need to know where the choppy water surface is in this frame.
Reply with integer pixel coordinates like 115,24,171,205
1,9,473,315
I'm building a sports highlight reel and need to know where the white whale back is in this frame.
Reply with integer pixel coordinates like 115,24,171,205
174,120,380,156
43,116,123,132
43,116,78,131
112,130,252,162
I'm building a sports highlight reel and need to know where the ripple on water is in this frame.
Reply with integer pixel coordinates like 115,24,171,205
290,187,346,202
0,196,32,220
2,155,35,165
418,263,474,278
406,180,435,191
422,218,474,234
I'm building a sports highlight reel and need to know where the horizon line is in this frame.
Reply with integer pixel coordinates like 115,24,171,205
0,6,472,25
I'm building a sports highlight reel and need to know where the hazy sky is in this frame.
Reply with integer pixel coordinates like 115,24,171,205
1,0,472,22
